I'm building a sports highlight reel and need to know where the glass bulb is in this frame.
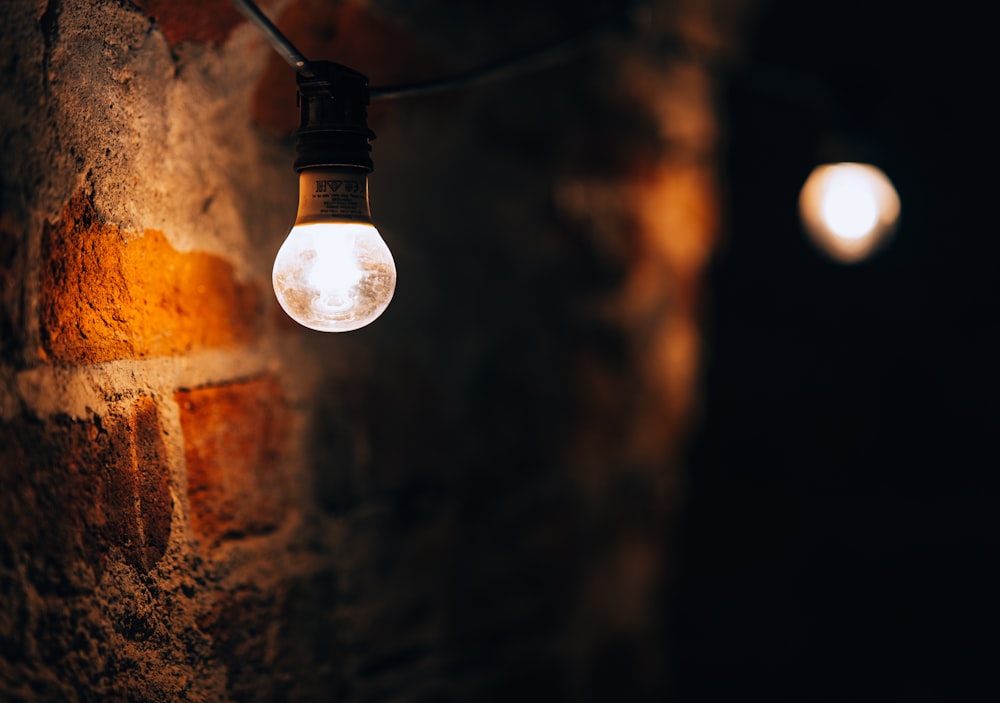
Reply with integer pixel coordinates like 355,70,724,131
272,168,396,332
799,162,901,264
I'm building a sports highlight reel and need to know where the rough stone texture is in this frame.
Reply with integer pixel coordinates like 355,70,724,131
0,396,172,588
177,375,291,547
40,192,261,365
1,0,753,700
0,398,218,703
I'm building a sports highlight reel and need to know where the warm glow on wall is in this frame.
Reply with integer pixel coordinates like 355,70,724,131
798,162,900,263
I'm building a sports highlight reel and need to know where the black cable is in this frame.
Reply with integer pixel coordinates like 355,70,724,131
230,0,840,118
231,0,625,100
370,29,605,100
231,0,316,78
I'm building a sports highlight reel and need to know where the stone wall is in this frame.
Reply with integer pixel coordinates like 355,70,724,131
1,1,748,700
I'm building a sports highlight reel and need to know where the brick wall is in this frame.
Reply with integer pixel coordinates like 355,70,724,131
1,0,749,700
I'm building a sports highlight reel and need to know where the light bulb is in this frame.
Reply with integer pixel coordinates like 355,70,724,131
273,167,396,332
271,60,396,332
799,162,900,263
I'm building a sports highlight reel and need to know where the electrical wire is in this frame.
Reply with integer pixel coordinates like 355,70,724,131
231,0,316,78
231,0,624,100
369,29,604,100
230,0,839,118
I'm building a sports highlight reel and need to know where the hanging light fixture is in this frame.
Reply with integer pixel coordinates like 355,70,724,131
233,0,724,330
233,0,395,332
232,0,606,332
271,62,396,332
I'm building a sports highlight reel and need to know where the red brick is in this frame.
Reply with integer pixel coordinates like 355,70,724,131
39,192,260,365
176,375,291,546
0,397,173,590
132,0,247,46
130,397,175,568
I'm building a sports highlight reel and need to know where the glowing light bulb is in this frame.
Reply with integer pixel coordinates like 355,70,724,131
269,60,395,331
272,222,396,332
799,162,900,263
272,167,396,332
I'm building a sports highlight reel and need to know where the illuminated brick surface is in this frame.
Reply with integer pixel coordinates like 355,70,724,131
39,193,260,365
176,375,291,547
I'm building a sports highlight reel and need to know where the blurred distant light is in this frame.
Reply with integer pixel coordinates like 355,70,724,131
799,162,900,263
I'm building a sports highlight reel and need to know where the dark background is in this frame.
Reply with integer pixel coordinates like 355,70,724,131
670,1,997,700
